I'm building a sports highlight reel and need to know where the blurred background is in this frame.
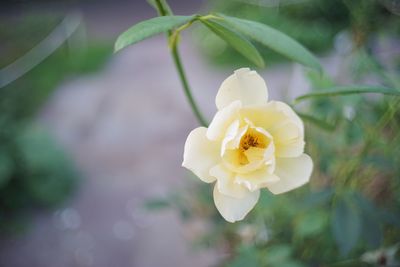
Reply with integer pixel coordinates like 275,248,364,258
0,0,399,266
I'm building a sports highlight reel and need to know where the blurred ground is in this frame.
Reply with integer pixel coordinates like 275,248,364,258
0,1,330,266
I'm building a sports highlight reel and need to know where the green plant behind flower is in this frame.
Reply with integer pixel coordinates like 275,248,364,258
114,0,400,265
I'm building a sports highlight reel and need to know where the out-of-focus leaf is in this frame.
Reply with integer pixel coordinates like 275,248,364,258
201,19,264,67
331,196,362,256
297,112,337,131
264,244,292,265
361,213,382,249
345,119,363,145
16,124,78,205
295,211,328,238
114,16,194,52
280,261,306,267
363,155,394,171
144,198,170,210
227,246,261,267
264,245,306,267
352,192,382,248
380,210,400,228
25,170,76,205
16,125,65,170
352,192,377,215
0,151,13,188
295,85,400,102
217,14,322,72
300,188,333,209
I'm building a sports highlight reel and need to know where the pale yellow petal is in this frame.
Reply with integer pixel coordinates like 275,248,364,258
210,164,248,198
235,167,280,191
220,120,240,157
213,184,260,223
241,101,303,134
216,68,268,110
244,147,265,164
182,127,220,183
224,125,248,152
207,101,241,141
241,101,304,157
222,148,265,174
267,154,313,194
272,120,305,157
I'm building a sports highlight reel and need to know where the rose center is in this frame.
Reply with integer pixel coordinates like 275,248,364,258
240,134,265,151
237,129,269,165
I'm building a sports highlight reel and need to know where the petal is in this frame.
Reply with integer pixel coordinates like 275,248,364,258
223,124,248,154
241,101,304,157
213,184,260,223
210,164,248,198
220,120,240,156
207,100,241,141
267,154,313,194
222,148,265,174
272,120,305,157
235,167,280,191
182,127,220,183
216,68,268,110
241,101,304,134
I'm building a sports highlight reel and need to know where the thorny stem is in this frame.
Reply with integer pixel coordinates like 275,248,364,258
154,0,208,126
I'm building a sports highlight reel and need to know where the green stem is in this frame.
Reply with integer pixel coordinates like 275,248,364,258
154,0,171,17
154,0,208,126
170,45,208,126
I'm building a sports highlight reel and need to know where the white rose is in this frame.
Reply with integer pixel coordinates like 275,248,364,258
182,68,313,222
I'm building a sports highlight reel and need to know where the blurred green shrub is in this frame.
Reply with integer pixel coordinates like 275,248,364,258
0,13,111,234
0,123,78,233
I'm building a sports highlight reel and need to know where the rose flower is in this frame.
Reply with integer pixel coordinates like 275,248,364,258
183,68,313,222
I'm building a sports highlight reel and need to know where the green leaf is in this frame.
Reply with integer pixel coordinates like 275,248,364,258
217,14,322,72
114,15,194,52
380,209,400,228
297,111,337,131
295,210,328,238
264,245,292,265
295,85,400,102
331,197,362,256
228,246,261,267
300,188,333,209
280,261,306,267
17,124,78,205
200,19,264,67
353,192,382,248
